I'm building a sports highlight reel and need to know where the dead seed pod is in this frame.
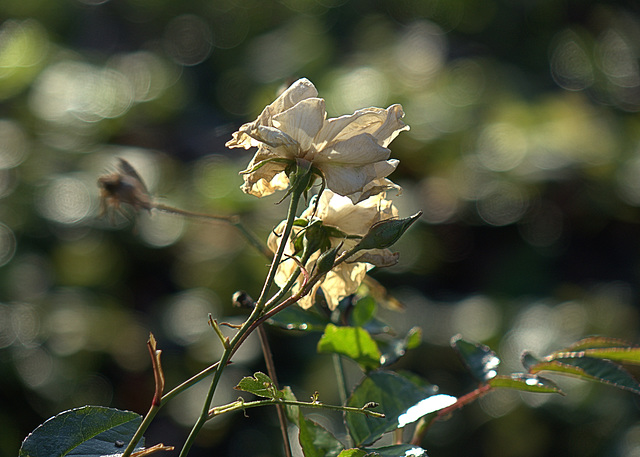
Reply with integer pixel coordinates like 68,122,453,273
98,158,152,219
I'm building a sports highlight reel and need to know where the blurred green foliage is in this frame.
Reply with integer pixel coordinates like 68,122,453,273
2,0,640,456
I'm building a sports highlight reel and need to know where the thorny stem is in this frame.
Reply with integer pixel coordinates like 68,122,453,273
178,186,304,457
410,383,493,446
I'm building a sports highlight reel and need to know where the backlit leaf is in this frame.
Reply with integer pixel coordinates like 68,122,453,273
526,356,640,394
337,450,369,457
235,372,284,399
489,374,564,394
317,324,381,371
563,336,633,351
365,444,428,457
552,347,640,366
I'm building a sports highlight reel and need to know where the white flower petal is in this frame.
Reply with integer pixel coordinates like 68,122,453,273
226,78,318,150
259,78,318,124
241,158,289,198
320,160,398,198
315,104,409,149
318,133,390,165
350,250,399,267
273,98,326,152
252,125,299,151
320,263,372,310
350,178,402,204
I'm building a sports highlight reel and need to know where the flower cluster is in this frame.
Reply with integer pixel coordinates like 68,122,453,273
229,78,412,309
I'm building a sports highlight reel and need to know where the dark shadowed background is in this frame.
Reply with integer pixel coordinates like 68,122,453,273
2,1,640,456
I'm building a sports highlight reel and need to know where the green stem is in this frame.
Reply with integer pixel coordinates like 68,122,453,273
255,190,303,311
208,398,385,419
121,404,160,457
332,354,348,406
178,186,304,457
161,361,221,404
257,325,292,457
120,361,221,457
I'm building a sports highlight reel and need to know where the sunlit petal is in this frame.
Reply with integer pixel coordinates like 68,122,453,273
273,98,325,152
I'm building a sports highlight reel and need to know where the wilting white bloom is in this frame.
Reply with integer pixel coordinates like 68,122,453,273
226,78,409,202
267,190,399,309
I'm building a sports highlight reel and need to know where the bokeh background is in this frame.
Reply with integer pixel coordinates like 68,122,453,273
3,0,640,456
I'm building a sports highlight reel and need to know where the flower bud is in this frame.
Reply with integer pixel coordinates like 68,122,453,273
302,220,330,257
353,212,422,252
315,245,340,276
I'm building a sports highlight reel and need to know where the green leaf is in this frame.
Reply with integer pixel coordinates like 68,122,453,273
282,386,300,426
525,355,640,394
548,347,640,366
267,306,330,331
19,406,144,457
351,296,377,327
346,370,438,446
337,450,369,457
489,374,564,394
451,334,500,382
405,327,422,350
318,324,382,371
365,444,428,457
578,347,640,365
298,412,344,457
234,372,284,399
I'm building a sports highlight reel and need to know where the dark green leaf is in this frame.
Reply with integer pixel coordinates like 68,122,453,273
378,327,422,367
267,306,330,331
521,351,541,371
353,212,422,251
527,356,640,394
365,444,428,457
451,335,500,382
363,317,392,336
317,324,381,371
489,374,564,394
235,372,284,399
19,406,144,457
346,370,438,446
298,412,344,457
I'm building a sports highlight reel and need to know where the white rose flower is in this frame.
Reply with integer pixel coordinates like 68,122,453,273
267,190,399,309
226,78,409,203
